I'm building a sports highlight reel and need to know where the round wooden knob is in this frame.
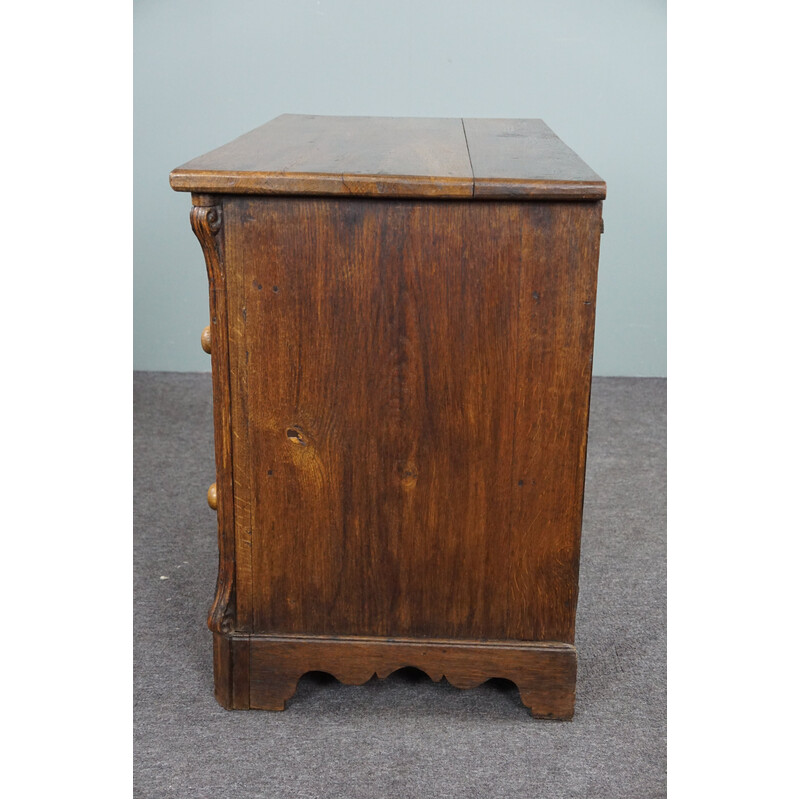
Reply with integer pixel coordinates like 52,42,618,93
201,326,212,354
207,483,218,510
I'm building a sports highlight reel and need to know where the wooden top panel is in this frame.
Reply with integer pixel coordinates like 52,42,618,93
170,114,605,199
463,118,606,199
170,115,473,198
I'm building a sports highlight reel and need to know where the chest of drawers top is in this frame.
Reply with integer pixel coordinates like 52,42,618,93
169,114,605,200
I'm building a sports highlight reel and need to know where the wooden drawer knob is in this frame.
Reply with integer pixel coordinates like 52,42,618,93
207,483,218,511
201,326,212,354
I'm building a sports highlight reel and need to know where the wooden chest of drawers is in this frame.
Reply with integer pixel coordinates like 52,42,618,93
170,115,605,718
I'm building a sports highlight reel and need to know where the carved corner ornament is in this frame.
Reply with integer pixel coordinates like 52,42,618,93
189,196,236,636
190,199,223,287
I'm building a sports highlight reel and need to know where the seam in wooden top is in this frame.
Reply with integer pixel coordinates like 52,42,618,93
169,115,606,200
461,118,476,198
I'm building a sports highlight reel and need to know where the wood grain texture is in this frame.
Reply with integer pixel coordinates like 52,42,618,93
169,115,605,200
222,196,600,645
463,118,606,199
190,194,237,634
171,115,474,198
176,118,605,717
219,633,577,718
212,630,233,708
212,633,250,710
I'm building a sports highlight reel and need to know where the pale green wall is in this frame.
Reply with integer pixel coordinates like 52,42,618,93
134,0,665,376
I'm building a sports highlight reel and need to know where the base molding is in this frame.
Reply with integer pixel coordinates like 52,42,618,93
213,632,577,719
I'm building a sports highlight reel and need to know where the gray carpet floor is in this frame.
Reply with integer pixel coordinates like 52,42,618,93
134,373,666,799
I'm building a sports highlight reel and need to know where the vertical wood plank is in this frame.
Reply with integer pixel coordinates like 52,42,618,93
212,632,233,709
223,198,254,632
223,196,601,644
190,196,237,635
510,202,602,642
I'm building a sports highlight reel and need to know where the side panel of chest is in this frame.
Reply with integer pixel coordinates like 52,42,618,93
221,196,601,643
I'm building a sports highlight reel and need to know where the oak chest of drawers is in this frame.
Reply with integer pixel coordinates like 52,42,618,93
170,114,605,718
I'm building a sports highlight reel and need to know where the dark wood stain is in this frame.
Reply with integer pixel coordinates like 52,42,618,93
190,194,237,636
180,116,604,719
170,114,605,200
463,117,606,199
246,634,577,719
171,115,474,198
